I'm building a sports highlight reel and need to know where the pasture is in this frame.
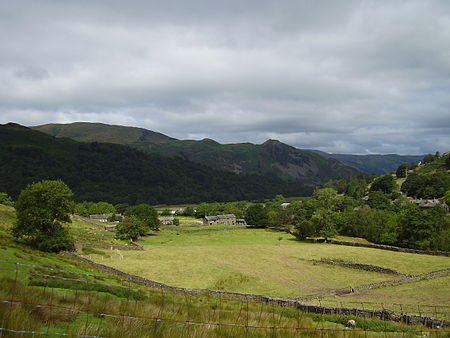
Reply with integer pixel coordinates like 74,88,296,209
84,227,450,303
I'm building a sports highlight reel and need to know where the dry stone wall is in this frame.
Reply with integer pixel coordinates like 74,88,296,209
310,259,405,275
183,226,248,233
328,240,450,257
62,252,449,328
76,241,144,251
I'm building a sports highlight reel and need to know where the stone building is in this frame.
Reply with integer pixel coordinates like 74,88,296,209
89,214,112,222
158,216,175,225
203,214,237,226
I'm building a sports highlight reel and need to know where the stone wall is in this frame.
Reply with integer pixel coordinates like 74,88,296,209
328,240,450,257
310,259,405,275
62,252,449,328
184,226,248,233
300,268,450,299
76,241,144,251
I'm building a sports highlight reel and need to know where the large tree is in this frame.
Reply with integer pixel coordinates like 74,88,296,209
124,203,160,231
12,180,75,252
115,216,147,241
370,175,397,194
244,204,269,227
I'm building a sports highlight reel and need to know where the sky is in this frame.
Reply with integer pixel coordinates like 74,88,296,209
0,0,449,155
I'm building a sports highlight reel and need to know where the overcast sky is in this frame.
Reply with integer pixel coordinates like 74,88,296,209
1,0,449,154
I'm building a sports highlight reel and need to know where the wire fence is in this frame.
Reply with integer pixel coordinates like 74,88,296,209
0,259,449,337
1,298,447,336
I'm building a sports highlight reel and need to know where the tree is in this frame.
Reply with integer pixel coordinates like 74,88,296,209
366,191,392,210
313,188,339,210
397,204,449,250
181,206,195,217
115,216,147,241
401,172,450,199
396,164,408,178
444,191,450,205
324,179,347,194
12,180,75,252
422,154,436,164
244,204,269,227
370,175,397,194
125,203,160,231
311,208,338,241
0,192,14,206
294,219,315,240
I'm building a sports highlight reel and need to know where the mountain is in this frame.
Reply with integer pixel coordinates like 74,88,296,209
32,122,175,144
312,151,424,175
0,123,312,204
133,139,360,184
34,122,360,184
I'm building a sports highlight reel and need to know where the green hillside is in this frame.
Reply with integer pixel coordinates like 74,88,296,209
0,123,313,204
32,122,175,144
1,204,439,336
313,151,424,175
401,152,450,199
34,122,360,184
134,139,359,185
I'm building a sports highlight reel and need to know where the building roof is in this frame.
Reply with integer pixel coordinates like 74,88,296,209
89,214,112,219
204,214,236,221
158,216,174,221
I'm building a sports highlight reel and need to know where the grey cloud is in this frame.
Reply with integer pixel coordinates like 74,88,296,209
0,0,449,154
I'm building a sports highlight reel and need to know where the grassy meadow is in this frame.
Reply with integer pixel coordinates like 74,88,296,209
83,227,450,302
3,203,437,336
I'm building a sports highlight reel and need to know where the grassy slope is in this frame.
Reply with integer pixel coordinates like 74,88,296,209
32,122,175,144
1,205,446,334
3,204,408,336
84,228,450,301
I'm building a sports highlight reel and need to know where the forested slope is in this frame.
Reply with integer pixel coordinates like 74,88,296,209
0,123,312,204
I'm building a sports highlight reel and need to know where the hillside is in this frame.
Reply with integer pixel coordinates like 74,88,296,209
32,122,175,144
134,138,359,184
400,152,450,199
0,123,312,204
313,151,424,175
34,122,360,184
1,204,443,335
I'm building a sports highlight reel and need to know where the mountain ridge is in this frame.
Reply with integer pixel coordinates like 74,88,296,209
312,150,424,175
32,122,360,184
33,122,175,144
0,123,312,204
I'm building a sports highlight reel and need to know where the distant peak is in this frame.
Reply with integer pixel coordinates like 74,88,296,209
201,138,219,144
262,139,282,145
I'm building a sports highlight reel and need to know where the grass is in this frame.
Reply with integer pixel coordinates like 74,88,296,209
0,203,446,336
85,228,450,301
325,276,450,307
69,217,128,246
334,236,371,244
181,224,247,230
173,215,202,225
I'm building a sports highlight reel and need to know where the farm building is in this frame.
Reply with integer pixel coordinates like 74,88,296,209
89,214,112,222
158,216,174,225
203,214,237,226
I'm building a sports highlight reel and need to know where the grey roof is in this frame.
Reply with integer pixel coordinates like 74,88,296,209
204,214,236,221
89,214,112,219
158,216,174,221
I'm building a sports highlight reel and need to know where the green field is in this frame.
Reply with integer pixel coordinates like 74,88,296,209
83,227,450,302
4,203,436,336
